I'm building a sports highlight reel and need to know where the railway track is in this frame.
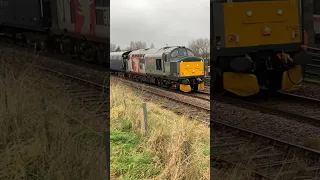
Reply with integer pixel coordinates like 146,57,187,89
3,36,320,179
111,75,210,122
213,91,320,127
12,60,108,119
211,120,320,180
16,60,320,179
306,47,320,83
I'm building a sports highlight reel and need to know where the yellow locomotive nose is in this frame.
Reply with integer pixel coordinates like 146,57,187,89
179,61,204,77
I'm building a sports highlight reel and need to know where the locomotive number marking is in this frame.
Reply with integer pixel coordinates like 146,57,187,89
286,25,299,31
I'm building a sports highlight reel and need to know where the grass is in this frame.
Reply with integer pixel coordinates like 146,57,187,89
110,77,210,180
0,56,107,179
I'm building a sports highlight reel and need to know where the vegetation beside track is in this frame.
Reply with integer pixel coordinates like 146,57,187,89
0,58,107,179
110,77,210,179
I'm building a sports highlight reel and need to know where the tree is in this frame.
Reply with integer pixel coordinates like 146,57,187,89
110,44,117,52
115,46,121,52
188,38,210,60
128,41,147,50
150,43,155,48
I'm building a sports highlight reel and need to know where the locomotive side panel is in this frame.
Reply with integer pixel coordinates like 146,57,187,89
53,0,109,42
0,0,50,31
144,55,168,76
128,55,140,73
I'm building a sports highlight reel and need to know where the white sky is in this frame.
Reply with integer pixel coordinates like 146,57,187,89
110,0,210,49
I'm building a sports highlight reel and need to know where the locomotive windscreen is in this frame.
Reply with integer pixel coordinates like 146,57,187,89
171,48,195,58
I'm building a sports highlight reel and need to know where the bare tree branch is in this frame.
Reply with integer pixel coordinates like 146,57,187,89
110,44,117,52
188,38,210,60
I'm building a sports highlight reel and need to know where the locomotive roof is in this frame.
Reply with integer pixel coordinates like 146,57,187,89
129,48,158,55
129,46,191,56
110,51,127,56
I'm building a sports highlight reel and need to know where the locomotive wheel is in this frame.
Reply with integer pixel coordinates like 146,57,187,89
97,49,105,65
211,68,224,94
155,79,161,87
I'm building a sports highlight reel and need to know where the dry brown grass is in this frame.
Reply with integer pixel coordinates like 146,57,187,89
110,77,210,180
0,57,107,179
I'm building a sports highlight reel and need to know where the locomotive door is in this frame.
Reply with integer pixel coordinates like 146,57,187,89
162,59,165,73
139,55,146,73
162,53,169,74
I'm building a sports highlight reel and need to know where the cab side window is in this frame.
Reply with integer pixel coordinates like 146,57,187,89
156,59,162,70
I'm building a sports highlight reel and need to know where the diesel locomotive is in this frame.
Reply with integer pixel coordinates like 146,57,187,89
314,0,320,44
211,0,312,96
110,46,206,92
0,0,110,65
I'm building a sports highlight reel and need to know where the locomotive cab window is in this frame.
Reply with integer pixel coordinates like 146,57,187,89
187,49,194,56
95,0,109,7
70,1,75,23
171,50,179,58
96,9,105,25
171,48,194,58
156,59,162,70
178,48,188,56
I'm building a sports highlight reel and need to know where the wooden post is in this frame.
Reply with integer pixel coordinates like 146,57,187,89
142,103,149,136
104,131,110,179
42,98,51,151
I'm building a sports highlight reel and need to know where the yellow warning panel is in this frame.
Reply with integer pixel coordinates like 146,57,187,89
281,65,302,92
180,84,192,92
223,72,259,96
198,82,205,91
180,61,204,77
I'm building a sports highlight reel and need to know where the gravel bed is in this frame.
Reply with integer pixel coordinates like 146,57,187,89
124,85,210,123
114,76,210,111
212,101,320,150
268,101,320,119
290,81,320,100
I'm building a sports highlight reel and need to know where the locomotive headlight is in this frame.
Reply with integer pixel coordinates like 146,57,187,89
247,10,253,17
277,9,283,15
263,27,271,35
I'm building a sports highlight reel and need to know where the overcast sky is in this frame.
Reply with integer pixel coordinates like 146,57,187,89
110,0,209,49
